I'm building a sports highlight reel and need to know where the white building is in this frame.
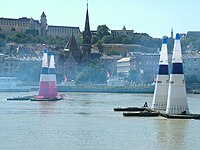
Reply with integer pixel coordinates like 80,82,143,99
117,57,132,76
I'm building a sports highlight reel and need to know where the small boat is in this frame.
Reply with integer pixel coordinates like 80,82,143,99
193,89,200,94
7,95,34,101
123,111,160,117
114,107,145,111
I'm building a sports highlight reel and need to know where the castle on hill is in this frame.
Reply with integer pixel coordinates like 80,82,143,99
0,12,80,38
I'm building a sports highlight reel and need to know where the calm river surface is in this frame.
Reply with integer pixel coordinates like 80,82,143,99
0,92,199,150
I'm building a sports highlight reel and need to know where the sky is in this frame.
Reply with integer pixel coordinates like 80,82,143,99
1,0,200,38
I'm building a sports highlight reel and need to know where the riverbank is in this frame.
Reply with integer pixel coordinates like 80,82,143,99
56,85,154,93
28,84,200,94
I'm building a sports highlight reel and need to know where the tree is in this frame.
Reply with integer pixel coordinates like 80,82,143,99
91,36,98,45
106,49,119,56
96,40,103,53
129,70,137,82
96,25,110,40
102,35,113,43
167,37,174,53
75,60,107,84
25,29,39,36
11,27,16,31
185,75,199,84
113,34,129,44
17,61,40,83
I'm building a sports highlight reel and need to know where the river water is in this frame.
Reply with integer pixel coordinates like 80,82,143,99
0,92,199,150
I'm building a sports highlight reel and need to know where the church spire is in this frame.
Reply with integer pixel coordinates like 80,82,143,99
171,28,173,38
84,3,90,33
83,2,91,61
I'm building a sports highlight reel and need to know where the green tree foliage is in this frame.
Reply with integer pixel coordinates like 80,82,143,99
56,73,65,84
98,31,163,53
17,61,40,82
113,35,129,44
75,60,107,84
1,32,70,48
166,37,174,53
0,33,6,42
102,35,113,43
185,75,200,84
96,25,110,40
91,36,98,45
106,49,120,56
11,27,16,31
96,40,103,53
132,34,161,48
25,29,39,36
129,70,137,82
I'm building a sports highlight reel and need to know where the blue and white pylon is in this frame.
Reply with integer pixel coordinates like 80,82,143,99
151,37,169,111
166,33,189,115
48,51,58,97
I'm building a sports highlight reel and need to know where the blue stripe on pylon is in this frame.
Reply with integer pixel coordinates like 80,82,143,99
171,63,183,74
44,49,48,53
50,51,54,55
158,65,169,75
41,67,48,74
49,68,56,74
162,38,167,44
175,33,180,40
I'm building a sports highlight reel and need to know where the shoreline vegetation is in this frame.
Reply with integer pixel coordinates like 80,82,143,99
57,84,155,93
25,84,199,94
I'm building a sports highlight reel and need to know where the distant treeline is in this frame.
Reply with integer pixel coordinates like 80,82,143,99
1,25,200,53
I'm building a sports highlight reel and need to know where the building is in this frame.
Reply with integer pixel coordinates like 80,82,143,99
0,54,19,77
0,52,41,79
117,57,134,76
133,53,159,84
56,33,81,80
0,12,80,38
101,55,122,76
0,17,40,33
186,31,200,38
115,52,160,84
111,26,134,37
56,4,100,81
63,53,78,80
102,44,145,57
63,33,82,63
182,53,200,81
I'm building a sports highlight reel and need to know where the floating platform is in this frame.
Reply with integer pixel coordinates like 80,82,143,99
7,95,34,101
123,111,160,117
30,95,64,101
114,107,146,111
160,113,200,120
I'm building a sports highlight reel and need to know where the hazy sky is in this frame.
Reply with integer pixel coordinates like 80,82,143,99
1,0,200,38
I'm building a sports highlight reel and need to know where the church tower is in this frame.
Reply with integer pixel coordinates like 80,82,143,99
82,4,91,61
171,28,173,38
40,11,48,37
